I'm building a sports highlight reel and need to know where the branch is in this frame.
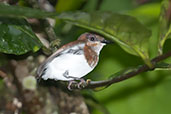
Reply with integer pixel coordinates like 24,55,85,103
71,51,171,89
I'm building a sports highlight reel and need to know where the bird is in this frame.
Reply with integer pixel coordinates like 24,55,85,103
37,32,112,90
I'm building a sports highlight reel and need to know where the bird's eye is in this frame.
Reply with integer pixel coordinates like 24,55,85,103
90,36,95,41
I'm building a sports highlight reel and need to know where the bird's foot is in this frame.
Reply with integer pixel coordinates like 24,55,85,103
77,79,92,89
67,80,77,91
77,78,87,89
67,76,91,90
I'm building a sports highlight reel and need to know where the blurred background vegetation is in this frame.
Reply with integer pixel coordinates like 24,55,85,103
0,0,171,114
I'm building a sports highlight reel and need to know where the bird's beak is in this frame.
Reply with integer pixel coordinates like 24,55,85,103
101,39,114,44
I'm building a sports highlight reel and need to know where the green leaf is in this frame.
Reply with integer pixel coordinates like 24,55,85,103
0,3,57,18
128,3,160,25
0,17,42,55
58,11,152,67
55,0,85,13
158,0,171,55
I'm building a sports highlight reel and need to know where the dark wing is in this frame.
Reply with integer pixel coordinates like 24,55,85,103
36,40,85,80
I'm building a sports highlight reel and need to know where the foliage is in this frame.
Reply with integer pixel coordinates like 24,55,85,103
0,17,42,55
0,0,171,114
158,0,171,55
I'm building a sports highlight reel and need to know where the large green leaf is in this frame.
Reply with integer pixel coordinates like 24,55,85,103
55,0,85,13
0,17,42,55
58,11,152,66
158,0,171,55
0,3,57,18
128,3,160,25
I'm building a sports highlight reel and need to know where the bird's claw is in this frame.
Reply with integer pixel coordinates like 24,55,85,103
77,79,87,89
67,80,77,91
67,78,90,90
86,79,91,84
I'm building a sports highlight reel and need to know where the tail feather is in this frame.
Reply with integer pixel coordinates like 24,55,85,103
36,62,47,81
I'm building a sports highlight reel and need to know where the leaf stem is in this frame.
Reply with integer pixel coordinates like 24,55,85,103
136,50,153,68
158,27,171,55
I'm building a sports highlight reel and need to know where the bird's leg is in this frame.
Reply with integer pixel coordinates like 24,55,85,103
63,70,81,81
63,70,87,89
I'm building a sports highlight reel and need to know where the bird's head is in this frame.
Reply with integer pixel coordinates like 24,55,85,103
78,32,113,54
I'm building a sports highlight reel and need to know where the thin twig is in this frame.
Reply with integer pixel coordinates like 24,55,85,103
71,51,171,89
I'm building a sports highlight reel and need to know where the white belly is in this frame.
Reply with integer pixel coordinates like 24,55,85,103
42,53,96,81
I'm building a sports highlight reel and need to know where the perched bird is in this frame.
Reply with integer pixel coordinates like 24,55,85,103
37,32,112,90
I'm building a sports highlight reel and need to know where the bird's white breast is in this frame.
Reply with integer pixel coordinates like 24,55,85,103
42,49,97,81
